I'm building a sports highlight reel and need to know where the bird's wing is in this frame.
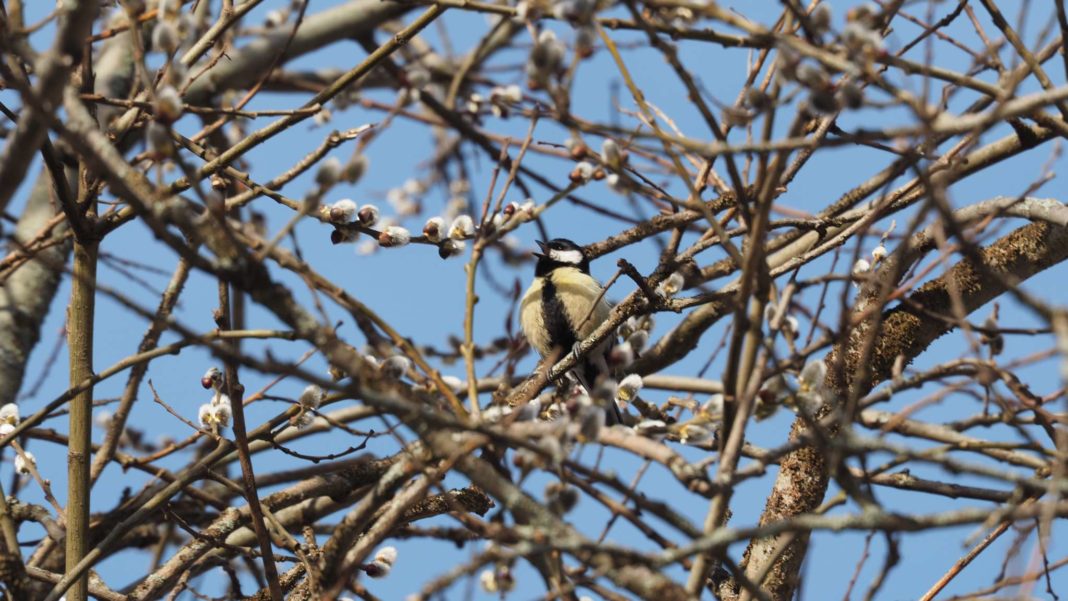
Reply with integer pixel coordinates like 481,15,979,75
519,278,552,357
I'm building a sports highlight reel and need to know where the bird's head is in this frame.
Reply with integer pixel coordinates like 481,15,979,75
534,238,591,275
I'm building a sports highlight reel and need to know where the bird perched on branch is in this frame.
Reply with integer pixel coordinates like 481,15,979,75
520,238,621,423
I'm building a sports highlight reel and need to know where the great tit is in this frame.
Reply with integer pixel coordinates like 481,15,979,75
520,239,621,422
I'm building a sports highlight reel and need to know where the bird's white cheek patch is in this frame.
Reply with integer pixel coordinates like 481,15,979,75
549,249,584,264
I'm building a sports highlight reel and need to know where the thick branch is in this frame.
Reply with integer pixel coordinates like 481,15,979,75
737,218,1068,600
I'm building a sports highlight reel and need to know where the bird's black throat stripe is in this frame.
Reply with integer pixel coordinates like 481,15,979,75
541,277,577,357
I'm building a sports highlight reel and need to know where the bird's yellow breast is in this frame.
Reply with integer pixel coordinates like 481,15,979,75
520,267,610,358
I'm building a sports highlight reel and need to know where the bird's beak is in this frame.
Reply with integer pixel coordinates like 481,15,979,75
533,240,548,258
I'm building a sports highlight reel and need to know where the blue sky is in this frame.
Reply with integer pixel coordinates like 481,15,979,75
4,1,1067,599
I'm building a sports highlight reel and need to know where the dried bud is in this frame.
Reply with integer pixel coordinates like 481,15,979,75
160,0,181,17
546,482,579,514
480,405,512,423
357,204,380,226
423,216,445,242
626,329,649,352
527,34,563,88
480,569,507,593
146,124,172,160
701,393,724,416
326,199,357,223
618,315,639,339
0,403,20,436
722,105,755,127
798,358,827,394
439,239,466,259
615,374,644,404
380,355,413,378
807,89,838,114
374,546,398,565
151,20,179,53
292,411,315,429
440,375,464,393
515,399,541,422
795,63,829,89
852,258,871,286
363,545,398,578
836,80,865,109
341,155,369,183
551,0,571,21
449,178,471,195
298,385,323,409
576,404,605,442
198,395,232,430
841,21,883,56
608,341,635,369
601,138,622,168
777,50,801,82
315,157,342,187
14,451,35,475
465,93,483,114
448,215,475,239
754,392,780,420
264,9,286,27
532,29,564,70
378,226,411,247
566,137,590,160
201,367,222,389
656,271,685,297
846,3,879,28
745,87,771,111
634,419,668,437
362,354,381,371
575,26,596,58
676,423,712,445
154,86,183,123
501,84,522,104
313,108,332,127
570,161,595,183
496,566,516,592
331,228,357,245
783,315,800,336
167,59,188,88
407,66,431,90
809,3,832,35
402,178,425,197
871,243,887,263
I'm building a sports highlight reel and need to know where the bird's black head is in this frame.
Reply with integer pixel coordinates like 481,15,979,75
534,238,590,276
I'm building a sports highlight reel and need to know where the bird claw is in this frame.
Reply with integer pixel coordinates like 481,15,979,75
568,342,584,364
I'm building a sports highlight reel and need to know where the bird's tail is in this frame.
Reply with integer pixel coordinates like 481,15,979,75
573,352,624,425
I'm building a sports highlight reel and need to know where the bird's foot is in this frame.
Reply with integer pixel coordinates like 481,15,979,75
568,342,584,364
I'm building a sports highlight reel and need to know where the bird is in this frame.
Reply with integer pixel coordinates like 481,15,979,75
520,238,621,423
